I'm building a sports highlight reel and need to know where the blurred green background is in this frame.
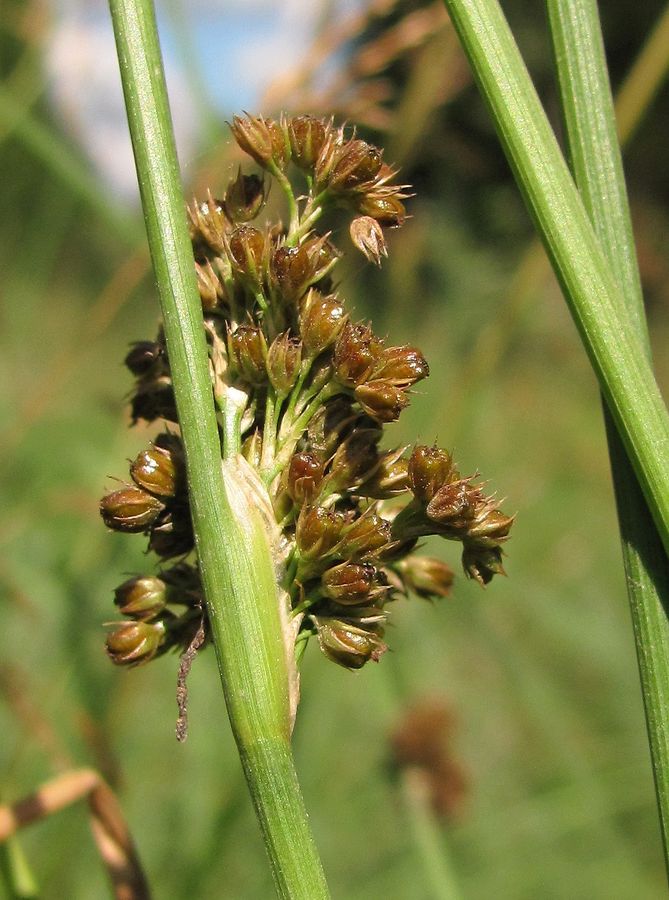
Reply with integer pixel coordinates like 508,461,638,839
2,0,669,897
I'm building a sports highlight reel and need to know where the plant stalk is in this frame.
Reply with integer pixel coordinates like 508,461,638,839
107,0,328,895
547,0,669,872
441,0,669,560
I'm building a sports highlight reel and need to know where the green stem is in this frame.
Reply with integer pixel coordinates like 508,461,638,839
107,1,328,895
547,0,669,873
441,0,669,557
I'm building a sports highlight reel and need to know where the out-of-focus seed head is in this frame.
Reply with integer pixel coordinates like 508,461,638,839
354,380,410,423
312,617,387,669
321,562,382,605
195,260,225,311
299,289,346,357
130,378,178,424
224,170,266,222
295,506,345,559
408,446,455,503
350,216,387,266
130,440,183,498
396,556,454,600
114,575,167,620
124,341,164,378
461,543,506,586
355,193,406,227
287,452,324,505
325,140,383,192
106,620,166,666
288,115,329,170
228,325,268,385
267,332,302,395
148,509,194,559
100,487,164,533
226,225,266,285
337,512,391,559
374,346,429,387
333,322,385,387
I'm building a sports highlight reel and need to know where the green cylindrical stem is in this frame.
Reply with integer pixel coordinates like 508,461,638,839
107,0,328,894
442,0,669,559
547,0,669,871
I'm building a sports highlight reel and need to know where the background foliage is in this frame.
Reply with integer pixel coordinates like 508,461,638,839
1,0,668,897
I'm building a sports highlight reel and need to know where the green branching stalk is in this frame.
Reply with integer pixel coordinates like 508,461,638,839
441,0,669,558
107,0,328,895
546,0,669,871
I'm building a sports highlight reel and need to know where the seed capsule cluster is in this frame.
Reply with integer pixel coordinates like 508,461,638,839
100,114,513,671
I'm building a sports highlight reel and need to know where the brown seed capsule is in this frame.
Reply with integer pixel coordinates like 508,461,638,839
130,378,178,424
267,332,302,395
426,479,479,526
396,556,454,600
349,216,387,266
227,225,266,284
223,170,266,222
130,441,183,498
461,543,505,586
355,193,406,227
466,508,515,547
333,322,384,387
295,506,345,559
195,259,225,311
228,325,268,385
299,289,347,357
321,562,380,605
124,341,163,377
408,446,455,503
188,192,228,254
354,380,410,423
312,616,387,669
114,575,167,620
326,140,383,192
374,346,429,387
148,508,194,559
337,512,391,559
357,449,410,499
271,236,340,301
326,429,380,493
106,620,166,666
100,487,164,533
230,114,279,168
288,115,329,169
287,452,324,505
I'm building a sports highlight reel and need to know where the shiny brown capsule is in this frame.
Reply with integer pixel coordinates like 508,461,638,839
100,487,164,533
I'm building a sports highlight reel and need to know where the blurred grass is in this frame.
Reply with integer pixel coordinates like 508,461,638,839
1,0,669,897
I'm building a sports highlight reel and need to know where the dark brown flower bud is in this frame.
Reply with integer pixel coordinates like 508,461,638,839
408,446,454,503
350,216,387,266
148,508,194,559
312,616,387,669
374,346,429,387
188,192,228,254
228,325,268,385
230,114,288,169
267,332,302,394
321,562,382,605
106,620,166,666
130,440,183,498
426,479,479,526
124,341,163,377
355,193,406,227
287,452,324,505
333,322,384,387
396,556,454,600
288,115,329,169
195,260,224,311
223,170,266,222
357,449,410,498
337,512,391,559
271,236,340,301
100,487,164,533
114,575,167,620
299,289,347,357
295,506,345,559
130,378,178,424
227,225,266,285
461,543,505,586
326,140,383,192
354,380,410,423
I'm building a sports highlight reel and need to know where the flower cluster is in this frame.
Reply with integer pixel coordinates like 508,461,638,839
100,114,513,671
